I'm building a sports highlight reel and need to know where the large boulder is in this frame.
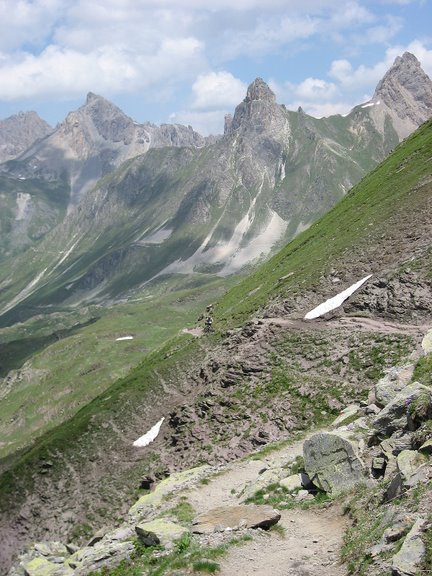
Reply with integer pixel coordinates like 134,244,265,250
303,432,366,495
392,518,428,575
135,519,188,549
375,365,414,407
192,504,280,534
373,382,431,437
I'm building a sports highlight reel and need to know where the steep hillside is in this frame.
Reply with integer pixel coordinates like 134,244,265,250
1,116,431,574
1,53,431,325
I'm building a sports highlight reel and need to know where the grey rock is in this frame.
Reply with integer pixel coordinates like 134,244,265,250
303,432,366,495
0,111,52,163
331,404,361,428
135,519,188,549
373,383,431,436
67,541,134,574
392,518,428,575
375,364,414,408
279,474,303,492
396,450,429,488
419,438,432,454
192,504,281,534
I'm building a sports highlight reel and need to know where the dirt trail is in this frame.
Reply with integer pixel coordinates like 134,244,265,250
181,435,348,576
218,506,347,576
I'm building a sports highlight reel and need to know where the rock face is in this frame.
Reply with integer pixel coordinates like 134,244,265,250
373,382,431,436
303,433,366,495
373,52,432,140
0,112,52,164
192,504,281,534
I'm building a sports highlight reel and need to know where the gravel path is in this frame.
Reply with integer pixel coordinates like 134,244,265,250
180,435,348,576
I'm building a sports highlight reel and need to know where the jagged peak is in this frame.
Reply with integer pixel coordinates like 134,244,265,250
373,51,431,99
245,78,276,103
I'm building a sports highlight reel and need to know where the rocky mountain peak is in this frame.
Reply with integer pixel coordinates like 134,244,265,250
0,111,52,163
229,78,283,135
246,78,276,103
373,51,432,107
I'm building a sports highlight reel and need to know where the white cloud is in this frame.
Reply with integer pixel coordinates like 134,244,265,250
292,77,339,101
0,38,205,100
190,71,247,110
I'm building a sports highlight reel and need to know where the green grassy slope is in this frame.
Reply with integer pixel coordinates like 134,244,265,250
0,274,232,461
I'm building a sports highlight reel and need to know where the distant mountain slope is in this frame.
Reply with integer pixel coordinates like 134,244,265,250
0,52,431,326
0,111,52,164
1,113,431,575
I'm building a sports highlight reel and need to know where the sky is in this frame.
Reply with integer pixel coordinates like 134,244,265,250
0,0,431,135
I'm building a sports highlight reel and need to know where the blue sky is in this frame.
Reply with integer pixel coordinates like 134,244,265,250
0,0,431,134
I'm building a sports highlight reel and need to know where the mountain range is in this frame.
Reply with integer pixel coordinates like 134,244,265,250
0,52,431,328
1,100,431,574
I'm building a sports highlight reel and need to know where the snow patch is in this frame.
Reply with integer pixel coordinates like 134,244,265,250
116,336,134,341
133,417,164,447
361,100,380,109
305,275,372,320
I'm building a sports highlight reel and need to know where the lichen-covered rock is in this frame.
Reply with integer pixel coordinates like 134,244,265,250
373,382,431,436
303,432,366,495
279,474,303,492
192,504,280,534
396,450,429,488
419,438,432,454
135,519,188,549
22,557,73,576
375,364,414,407
67,541,134,574
392,518,428,575
128,465,209,521
331,404,361,428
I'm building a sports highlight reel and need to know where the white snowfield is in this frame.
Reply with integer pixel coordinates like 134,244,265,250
304,275,372,320
133,417,165,447
116,336,134,341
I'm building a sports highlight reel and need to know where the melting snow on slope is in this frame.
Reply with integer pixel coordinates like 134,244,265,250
304,275,372,320
133,417,165,447
116,336,134,341
361,100,380,109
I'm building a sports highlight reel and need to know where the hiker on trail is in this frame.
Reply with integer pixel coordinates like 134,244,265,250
206,303,213,313
205,316,213,332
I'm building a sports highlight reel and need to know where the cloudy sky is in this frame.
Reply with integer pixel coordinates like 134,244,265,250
0,0,431,134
